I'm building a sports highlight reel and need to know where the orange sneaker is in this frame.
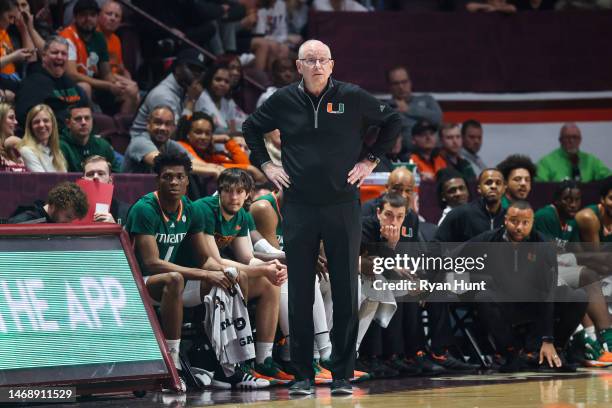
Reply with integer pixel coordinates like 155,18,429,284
313,360,332,384
253,357,294,384
351,369,371,383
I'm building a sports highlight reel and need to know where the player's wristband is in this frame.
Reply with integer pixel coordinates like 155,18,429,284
541,336,555,344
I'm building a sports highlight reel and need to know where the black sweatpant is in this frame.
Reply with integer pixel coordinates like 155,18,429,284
476,286,588,352
283,200,361,381
360,299,455,358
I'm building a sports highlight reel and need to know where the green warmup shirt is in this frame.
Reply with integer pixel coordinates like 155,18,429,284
60,132,120,172
253,192,284,250
125,192,204,274
194,195,249,250
585,204,612,243
534,204,579,252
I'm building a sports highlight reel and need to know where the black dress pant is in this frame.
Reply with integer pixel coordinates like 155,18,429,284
283,200,361,380
476,286,588,352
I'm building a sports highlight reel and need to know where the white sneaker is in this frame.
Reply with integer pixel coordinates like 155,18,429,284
191,366,213,387
163,369,187,393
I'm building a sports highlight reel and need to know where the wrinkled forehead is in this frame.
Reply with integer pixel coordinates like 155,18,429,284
299,43,331,59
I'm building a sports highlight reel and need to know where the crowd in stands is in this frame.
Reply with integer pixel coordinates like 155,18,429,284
2,0,612,394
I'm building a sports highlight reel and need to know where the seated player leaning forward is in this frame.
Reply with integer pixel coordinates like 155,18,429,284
124,151,242,391
181,168,289,381
8,181,88,224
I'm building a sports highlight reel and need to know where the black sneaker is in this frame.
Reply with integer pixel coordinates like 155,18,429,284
430,351,480,372
330,379,353,395
365,357,400,379
409,351,446,376
289,379,315,395
213,368,270,389
499,352,529,373
386,357,421,376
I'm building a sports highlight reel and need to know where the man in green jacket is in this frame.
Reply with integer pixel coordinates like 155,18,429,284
536,123,610,182
60,104,119,172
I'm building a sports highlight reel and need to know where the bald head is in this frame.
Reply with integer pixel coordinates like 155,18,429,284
386,167,415,206
297,40,332,59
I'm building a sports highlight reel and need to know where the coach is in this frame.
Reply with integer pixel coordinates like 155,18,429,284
243,40,401,394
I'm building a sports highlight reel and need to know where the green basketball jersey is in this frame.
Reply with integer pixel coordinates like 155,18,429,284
125,192,204,274
534,204,579,252
586,204,612,243
193,195,249,250
254,192,283,250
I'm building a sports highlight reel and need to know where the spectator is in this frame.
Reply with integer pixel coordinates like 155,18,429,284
0,102,26,171
217,54,249,112
59,103,119,172
435,168,469,225
8,181,88,223
1,0,35,101
256,57,298,108
438,123,476,181
82,154,129,224
123,105,226,179
11,0,51,51
250,0,300,72
536,123,611,182
313,0,369,11
497,154,536,209
123,105,188,173
466,0,517,13
59,0,139,114
19,103,67,172
195,62,248,136
130,48,206,138
176,111,266,181
373,133,410,173
460,119,487,176
254,57,298,167
97,0,134,80
385,66,442,153
15,36,89,130
409,120,446,182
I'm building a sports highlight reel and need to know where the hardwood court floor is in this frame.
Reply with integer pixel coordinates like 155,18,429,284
37,369,612,408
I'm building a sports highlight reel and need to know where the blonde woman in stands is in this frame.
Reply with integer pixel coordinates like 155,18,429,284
0,102,26,171
19,104,67,172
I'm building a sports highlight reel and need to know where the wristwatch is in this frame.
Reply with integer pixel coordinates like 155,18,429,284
366,153,380,166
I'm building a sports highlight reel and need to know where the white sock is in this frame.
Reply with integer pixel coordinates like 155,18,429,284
313,341,320,360
166,339,181,370
316,332,332,361
256,342,273,364
585,326,597,341
279,281,290,337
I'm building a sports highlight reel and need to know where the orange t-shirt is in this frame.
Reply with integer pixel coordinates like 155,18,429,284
178,139,251,170
0,29,16,75
410,152,447,181
103,31,123,75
